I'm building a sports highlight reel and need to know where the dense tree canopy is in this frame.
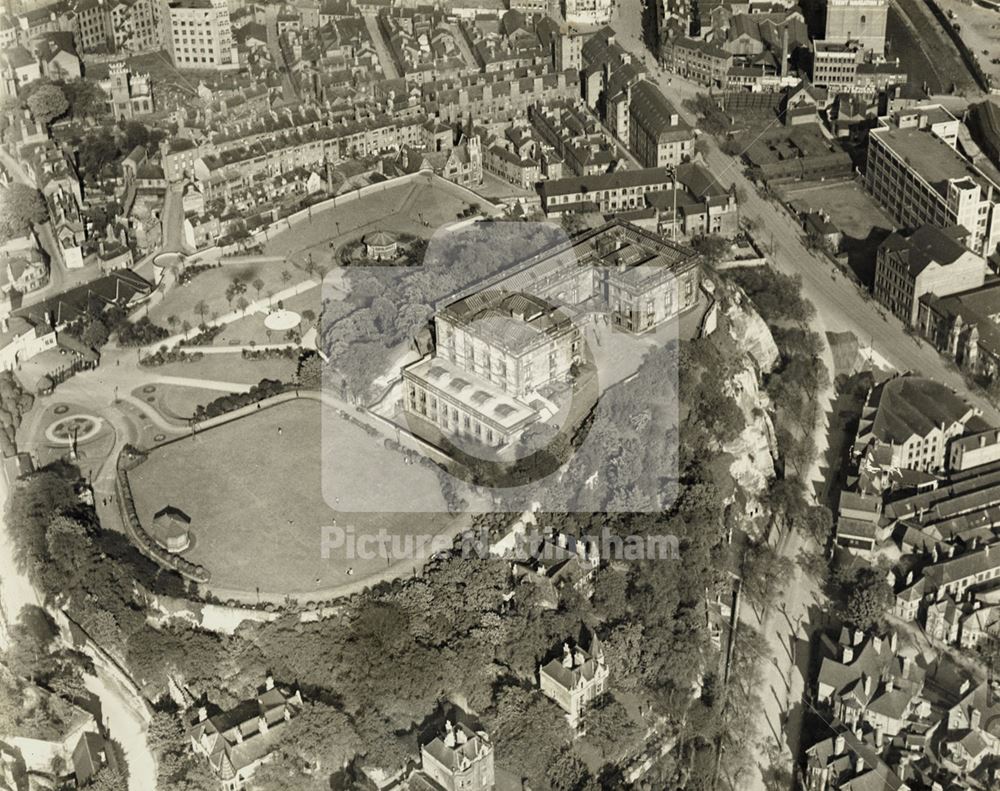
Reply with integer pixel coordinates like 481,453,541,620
0,183,47,242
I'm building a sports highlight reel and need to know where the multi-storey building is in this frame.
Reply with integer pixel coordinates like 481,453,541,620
811,40,860,92
538,167,678,215
865,106,1000,257
628,80,694,167
853,375,979,480
664,36,733,88
421,66,580,126
536,17,582,74
74,0,113,51
111,0,162,52
822,0,888,55
917,280,1000,386
874,224,987,326
161,0,237,71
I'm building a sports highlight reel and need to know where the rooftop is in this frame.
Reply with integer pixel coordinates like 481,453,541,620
871,123,1000,201
867,375,974,445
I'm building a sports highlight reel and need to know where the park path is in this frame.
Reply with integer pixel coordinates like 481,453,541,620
139,277,323,353
149,376,252,394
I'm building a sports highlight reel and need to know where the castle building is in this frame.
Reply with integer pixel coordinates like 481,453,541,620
402,221,701,449
538,633,609,728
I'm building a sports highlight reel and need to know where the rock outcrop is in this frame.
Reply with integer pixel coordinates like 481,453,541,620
718,286,780,537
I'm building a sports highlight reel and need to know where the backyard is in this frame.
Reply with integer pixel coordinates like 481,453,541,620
127,398,461,596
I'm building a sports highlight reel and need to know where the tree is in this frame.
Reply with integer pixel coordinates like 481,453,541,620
79,134,120,177
26,84,69,126
252,277,264,299
81,318,110,350
799,504,833,544
690,234,730,267
740,540,794,608
584,695,641,760
843,566,894,631
148,710,187,752
0,184,48,242
122,121,149,151
236,295,250,315
63,78,108,120
89,767,128,791
281,269,292,287
193,300,209,324
546,747,590,791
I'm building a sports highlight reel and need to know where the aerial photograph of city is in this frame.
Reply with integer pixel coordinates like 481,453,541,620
1,0,1000,788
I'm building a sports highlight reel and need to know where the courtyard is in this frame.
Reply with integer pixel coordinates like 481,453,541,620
127,398,464,597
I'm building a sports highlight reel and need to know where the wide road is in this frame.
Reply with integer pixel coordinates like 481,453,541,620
610,6,1000,425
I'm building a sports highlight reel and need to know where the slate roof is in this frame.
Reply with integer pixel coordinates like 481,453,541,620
879,224,971,278
868,376,973,445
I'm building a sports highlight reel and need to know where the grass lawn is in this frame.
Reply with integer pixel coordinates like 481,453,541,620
131,383,226,424
263,178,483,264
128,399,459,595
148,262,313,331
152,354,298,385
211,289,323,347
